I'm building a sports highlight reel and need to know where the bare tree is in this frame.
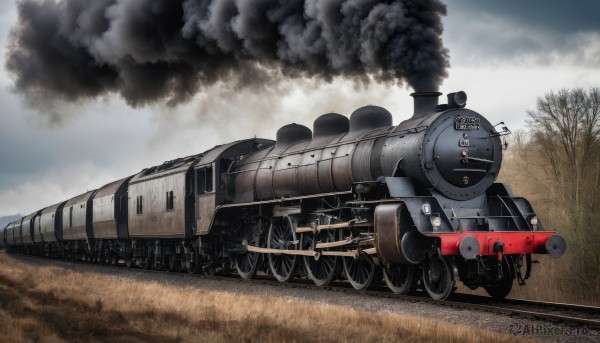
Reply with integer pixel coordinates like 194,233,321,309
527,87,600,224
498,87,600,299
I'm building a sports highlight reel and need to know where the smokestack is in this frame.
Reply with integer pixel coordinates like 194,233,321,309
411,92,442,119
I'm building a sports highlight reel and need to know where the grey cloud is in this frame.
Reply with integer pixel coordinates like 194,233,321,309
445,0,600,34
0,88,153,194
443,1,600,68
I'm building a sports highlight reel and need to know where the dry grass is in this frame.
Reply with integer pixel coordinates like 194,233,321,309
0,254,524,343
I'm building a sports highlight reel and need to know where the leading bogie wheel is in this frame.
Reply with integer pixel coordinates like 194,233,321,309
484,256,514,300
422,255,455,301
267,217,298,282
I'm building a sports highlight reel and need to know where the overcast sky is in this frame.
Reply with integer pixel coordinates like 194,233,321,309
1,0,599,217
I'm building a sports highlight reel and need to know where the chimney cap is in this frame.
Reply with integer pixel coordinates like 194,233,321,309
410,91,442,98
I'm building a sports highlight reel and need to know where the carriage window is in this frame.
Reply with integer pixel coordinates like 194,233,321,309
136,195,143,215
166,191,174,210
196,166,213,194
69,206,73,227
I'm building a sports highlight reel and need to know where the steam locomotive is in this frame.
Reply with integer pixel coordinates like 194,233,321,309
2,91,566,300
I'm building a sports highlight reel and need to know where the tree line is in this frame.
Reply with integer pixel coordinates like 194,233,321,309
500,87,600,301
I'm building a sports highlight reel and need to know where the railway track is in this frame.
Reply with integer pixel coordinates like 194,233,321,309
288,283,600,330
6,251,600,330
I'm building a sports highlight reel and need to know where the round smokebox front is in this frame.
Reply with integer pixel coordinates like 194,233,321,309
423,109,502,200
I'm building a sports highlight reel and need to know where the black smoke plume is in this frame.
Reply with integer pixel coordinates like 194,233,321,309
6,0,449,108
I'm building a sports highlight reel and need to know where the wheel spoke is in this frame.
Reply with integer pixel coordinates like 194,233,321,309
303,229,338,287
343,256,376,290
267,218,298,282
484,256,514,300
235,224,262,279
422,256,455,300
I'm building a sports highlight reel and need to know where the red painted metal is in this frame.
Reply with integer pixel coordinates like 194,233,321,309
426,231,556,256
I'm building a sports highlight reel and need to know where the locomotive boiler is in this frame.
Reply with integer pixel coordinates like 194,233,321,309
2,91,566,301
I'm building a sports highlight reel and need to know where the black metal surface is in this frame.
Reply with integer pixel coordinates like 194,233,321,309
231,109,395,199
215,139,275,204
313,113,349,138
273,141,310,198
331,138,356,191
382,177,416,197
254,147,278,200
381,108,503,200
400,229,431,264
433,118,495,187
230,148,271,203
351,128,391,182
226,93,502,202
546,235,567,258
275,123,312,147
349,105,392,132
317,143,338,192
297,137,329,195
447,91,467,109
410,92,442,119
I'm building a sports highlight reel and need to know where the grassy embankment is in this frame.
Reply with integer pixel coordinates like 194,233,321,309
0,253,523,343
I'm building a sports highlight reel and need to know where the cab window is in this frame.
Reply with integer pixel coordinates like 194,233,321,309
196,166,213,194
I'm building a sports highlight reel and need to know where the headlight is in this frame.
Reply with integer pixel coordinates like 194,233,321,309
529,215,538,230
530,216,538,226
430,216,442,229
422,204,431,214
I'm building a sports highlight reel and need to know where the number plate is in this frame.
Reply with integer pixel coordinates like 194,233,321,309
455,117,480,131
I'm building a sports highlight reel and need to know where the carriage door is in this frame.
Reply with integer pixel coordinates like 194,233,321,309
196,164,216,235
